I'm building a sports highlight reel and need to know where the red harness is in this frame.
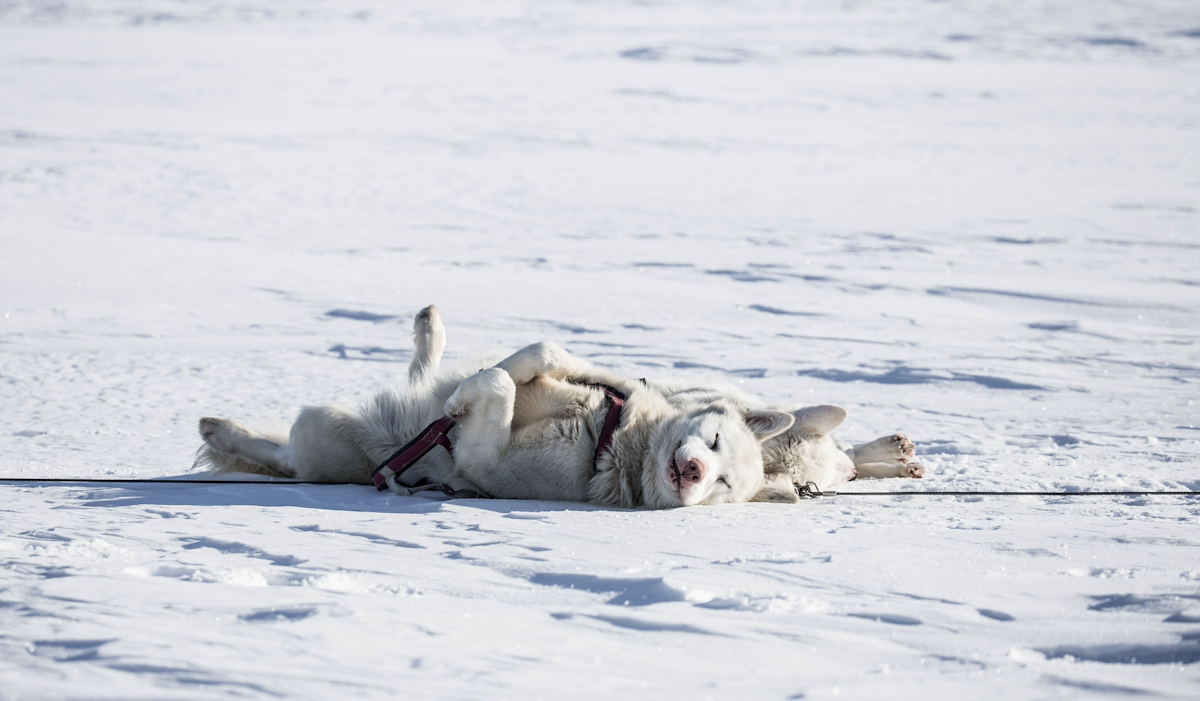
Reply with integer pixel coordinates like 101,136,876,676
371,415,456,491
370,382,628,493
576,382,627,470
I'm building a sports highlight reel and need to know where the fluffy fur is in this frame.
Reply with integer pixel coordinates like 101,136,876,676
196,306,923,508
639,382,925,502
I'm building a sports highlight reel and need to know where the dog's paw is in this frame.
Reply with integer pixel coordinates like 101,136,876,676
895,434,915,461
413,304,443,338
199,417,249,454
853,434,916,466
414,304,437,325
444,373,484,418
444,368,514,418
444,396,469,419
444,382,470,418
903,462,925,478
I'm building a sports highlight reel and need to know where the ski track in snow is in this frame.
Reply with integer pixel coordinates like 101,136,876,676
2,0,1199,698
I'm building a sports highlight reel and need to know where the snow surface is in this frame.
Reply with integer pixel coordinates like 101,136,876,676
2,0,1199,698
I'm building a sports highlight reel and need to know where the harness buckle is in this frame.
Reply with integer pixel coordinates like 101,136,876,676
384,472,412,496
796,481,823,499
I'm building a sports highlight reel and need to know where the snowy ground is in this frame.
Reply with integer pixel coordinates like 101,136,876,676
2,1,1199,698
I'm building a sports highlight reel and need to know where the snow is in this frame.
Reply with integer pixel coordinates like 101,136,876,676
2,0,1199,698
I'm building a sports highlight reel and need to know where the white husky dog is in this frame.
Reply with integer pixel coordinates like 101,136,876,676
197,306,922,508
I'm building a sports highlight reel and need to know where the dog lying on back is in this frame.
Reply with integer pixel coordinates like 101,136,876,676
197,306,923,507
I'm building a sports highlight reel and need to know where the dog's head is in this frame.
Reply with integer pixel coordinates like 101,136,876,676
644,401,795,507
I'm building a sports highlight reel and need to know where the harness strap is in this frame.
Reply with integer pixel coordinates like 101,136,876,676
573,381,627,470
371,415,457,491
388,477,488,499
373,380,627,493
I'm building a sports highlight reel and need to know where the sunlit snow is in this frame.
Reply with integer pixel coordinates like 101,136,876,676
2,1,1199,698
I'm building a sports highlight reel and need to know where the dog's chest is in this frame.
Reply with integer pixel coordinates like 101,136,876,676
508,378,611,465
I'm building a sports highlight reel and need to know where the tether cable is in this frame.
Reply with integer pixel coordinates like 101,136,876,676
0,478,319,484
827,490,1198,497
0,478,1195,497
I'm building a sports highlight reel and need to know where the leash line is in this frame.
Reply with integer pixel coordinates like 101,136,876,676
0,478,1194,497
827,490,1198,497
0,478,322,484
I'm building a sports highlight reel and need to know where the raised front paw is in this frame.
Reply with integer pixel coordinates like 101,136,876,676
444,387,470,419
444,367,514,418
498,341,569,385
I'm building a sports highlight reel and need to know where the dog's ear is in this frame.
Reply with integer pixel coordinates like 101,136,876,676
743,409,795,443
791,405,847,437
750,480,801,504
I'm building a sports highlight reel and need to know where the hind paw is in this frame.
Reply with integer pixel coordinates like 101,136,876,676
199,417,253,454
853,433,917,466
413,304,443,339
903,462,925,478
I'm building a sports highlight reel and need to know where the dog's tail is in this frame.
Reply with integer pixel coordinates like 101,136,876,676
192,426,294,479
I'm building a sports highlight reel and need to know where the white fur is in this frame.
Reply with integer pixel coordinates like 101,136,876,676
642,383,926,499
196,306,922,507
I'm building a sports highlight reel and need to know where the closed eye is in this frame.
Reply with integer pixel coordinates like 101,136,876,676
716,476,729,488
710,433,720,451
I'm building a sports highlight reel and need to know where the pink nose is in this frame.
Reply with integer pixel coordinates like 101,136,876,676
669,457,706,491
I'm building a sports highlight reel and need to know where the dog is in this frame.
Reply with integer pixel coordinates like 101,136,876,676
196,306,923,508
